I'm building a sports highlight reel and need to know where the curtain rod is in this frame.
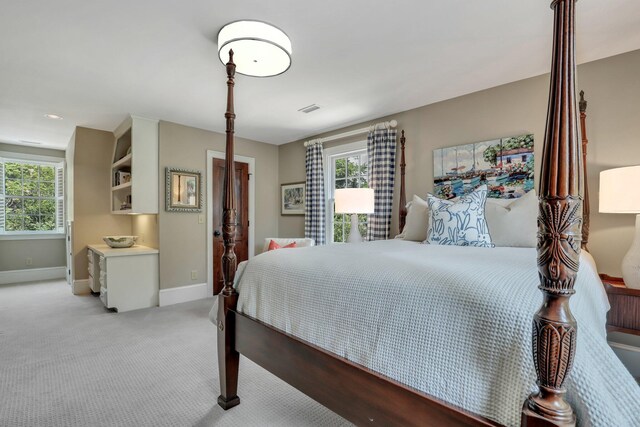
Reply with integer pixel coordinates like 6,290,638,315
304,119,397,147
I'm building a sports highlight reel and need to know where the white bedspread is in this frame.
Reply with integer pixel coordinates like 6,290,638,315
214,240,640,426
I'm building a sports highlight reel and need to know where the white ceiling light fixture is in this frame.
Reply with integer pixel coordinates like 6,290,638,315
44,113,63,120
217,20,292,77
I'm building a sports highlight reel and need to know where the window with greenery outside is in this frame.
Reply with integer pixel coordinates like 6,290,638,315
3,162,59,232
332,152,368,243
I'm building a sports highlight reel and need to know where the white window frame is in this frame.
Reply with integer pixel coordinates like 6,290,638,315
0,151,65,240
324,140,368,244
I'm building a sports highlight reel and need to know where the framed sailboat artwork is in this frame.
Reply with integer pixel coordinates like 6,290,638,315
433,133,534,200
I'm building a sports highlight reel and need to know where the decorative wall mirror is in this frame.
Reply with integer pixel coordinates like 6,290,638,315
166,167,202,212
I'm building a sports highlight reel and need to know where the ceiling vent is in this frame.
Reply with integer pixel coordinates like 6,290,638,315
298,104,320,114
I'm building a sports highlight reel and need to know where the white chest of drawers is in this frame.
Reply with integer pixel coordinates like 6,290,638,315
87,244,159,313
87,249,99,293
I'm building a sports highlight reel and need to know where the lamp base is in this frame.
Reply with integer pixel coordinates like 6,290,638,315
346,213,363,243
622,214,640,289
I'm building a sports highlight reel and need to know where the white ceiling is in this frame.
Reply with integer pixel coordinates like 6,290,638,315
1,0,639,150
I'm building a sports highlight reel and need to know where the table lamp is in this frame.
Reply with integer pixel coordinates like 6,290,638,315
599,165,640,289
334,188,375,243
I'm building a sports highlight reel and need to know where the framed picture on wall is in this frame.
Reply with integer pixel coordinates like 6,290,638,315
281,182,305,215
433,133,534,200
166,167,203,212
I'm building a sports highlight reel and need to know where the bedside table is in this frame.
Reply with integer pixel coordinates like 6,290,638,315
600,274,640,336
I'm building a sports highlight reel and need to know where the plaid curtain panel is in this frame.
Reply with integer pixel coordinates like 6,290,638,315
304,142,326,245
367,128,397,241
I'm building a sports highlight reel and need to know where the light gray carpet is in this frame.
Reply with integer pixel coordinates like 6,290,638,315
0,280,351,427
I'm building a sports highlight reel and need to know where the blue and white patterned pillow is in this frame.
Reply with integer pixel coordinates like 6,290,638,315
425,185,493,248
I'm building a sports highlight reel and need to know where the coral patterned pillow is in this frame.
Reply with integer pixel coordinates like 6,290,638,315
425,185,493,248
268,240,297,251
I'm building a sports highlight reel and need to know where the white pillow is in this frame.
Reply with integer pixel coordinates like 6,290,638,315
485,190,538,248
425,185,493,248
396,195,429,241
486,198,512,207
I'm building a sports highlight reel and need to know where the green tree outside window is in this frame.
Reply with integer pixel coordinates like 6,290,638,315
2,161,62,233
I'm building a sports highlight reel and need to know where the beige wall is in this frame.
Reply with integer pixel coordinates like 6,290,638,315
65,120,277,291
278,49,640,276
72,127,132,280
158,121,279,290
0,142,65,158
132,214,159,249
0,239,66,271
0,142,66,271
278,135,367,238
577,51,640,276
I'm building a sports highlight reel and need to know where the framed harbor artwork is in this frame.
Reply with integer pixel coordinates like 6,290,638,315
433,134,534,199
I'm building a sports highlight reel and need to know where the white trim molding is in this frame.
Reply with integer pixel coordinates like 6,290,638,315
609,341,640,354
609,340,640,379
206,150,255,296
323,139,368,201
0,150,65,163
159,283,208,307
0,233,65,241
323,140,368,244
72,279,90,295
0,266,66,285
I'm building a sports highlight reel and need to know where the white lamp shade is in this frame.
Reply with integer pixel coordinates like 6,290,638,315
218,21,292,77
334,188,375,214
599,166,640,213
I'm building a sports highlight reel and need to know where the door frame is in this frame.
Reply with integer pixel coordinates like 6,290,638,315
206,150,255,296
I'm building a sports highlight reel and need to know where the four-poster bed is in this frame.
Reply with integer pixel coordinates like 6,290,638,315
213,1,638,426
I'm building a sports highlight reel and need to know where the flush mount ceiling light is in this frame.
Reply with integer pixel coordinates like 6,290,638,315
217,20,292,77
44,113,63,120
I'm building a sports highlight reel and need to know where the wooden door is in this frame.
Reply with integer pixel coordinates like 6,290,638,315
212,158,249,295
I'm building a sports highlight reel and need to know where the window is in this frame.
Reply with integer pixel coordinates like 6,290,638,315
325,142,369,243
0,157,64,235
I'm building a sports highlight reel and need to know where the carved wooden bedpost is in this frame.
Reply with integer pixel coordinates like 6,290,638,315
398,130,407,233
579,91,590,250
522,0,582,426
217,49,241,410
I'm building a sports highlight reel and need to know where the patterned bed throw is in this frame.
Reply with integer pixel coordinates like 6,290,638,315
213,240,640,426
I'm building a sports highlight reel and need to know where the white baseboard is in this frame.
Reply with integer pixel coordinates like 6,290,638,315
159,282,208,307
609,335,640,379
72,279,90,295
0,266,66,285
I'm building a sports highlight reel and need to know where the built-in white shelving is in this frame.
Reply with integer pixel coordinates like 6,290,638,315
111,153,132,169
111,182,132,192
111,116,159,214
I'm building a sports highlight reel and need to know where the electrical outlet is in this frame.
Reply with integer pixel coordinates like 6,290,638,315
198,214,204,224
26,258,33,266
191,270,198,280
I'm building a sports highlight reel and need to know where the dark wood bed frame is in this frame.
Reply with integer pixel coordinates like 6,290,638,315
216,1,589,425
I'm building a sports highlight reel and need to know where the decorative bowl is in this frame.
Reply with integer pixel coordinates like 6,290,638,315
103,236,138,248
